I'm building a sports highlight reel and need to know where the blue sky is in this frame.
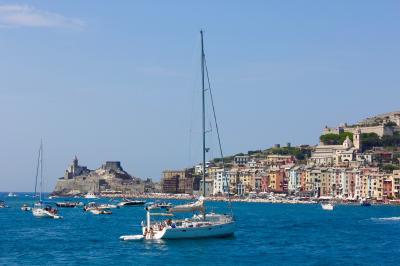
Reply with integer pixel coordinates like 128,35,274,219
1,1,400,191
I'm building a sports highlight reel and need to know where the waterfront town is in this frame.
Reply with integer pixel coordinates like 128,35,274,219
52,111,400,204
160,111,400,203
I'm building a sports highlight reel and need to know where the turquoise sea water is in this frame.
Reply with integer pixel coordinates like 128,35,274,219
1,193,400,266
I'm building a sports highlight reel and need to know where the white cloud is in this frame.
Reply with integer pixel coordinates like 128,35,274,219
0,4,84,29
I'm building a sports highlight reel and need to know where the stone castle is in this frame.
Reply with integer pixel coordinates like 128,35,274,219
53,156,144,195
323,111,400,137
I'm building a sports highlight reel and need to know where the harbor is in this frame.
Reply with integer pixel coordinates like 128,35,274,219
2,1,400,265
1,192,400,265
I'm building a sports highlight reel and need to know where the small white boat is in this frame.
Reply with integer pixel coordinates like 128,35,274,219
21,204,31,211
89,208,112,215
32,203,62,219
117,199,145,207
83,202,98,212
84,192,99,199
56,202,83,208
0,200,8,208
98,203,119,209
8,192,17,197
321,202,334,211
360,198,372,207
120,235,144,241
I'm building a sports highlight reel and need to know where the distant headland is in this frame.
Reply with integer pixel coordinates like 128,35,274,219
52,156,159,196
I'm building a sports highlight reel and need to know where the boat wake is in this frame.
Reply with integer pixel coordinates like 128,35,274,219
372,217,400,221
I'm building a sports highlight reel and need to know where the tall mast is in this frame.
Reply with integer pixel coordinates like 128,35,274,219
40,139,43,202
34,143,41,198
201,30,206,197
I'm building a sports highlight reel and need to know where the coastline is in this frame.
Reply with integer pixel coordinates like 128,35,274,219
50,192,400,205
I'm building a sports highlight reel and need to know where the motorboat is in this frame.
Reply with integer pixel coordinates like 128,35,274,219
84,192,99,199
8,192,17,197
83,202,98,212
0,200,8,208
32,203,62,219
56,201,83,208
321,202,334,211
156,202,173,209
98,203,119,209
117,199,145,207
89,208,112,215
21,204,31,211
360,198,372,207
145,201,173,210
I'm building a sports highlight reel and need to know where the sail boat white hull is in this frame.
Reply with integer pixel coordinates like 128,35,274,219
152,221,234,240
120,31,236,242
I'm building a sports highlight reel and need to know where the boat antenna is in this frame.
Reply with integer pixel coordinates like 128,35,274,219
201,30,206,199
204,55,234,218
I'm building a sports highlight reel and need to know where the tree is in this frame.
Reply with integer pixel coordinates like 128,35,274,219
385,121,397,127
381,164,400,173
320,133,340,145
381,132,400,147
361,133,381,150
339,132,354,144
319,132,354,145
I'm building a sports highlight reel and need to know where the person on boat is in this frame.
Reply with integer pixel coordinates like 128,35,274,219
166,219,172,226
158,224,163,231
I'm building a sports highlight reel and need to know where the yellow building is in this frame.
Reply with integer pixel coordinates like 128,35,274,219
392,170,400,198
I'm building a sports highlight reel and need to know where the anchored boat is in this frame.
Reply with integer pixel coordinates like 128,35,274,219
84,192,99,199
128,197,234,240
121,31,235,241
321,202,334,211
31,140,62,219
0,200,8,208
21,204,31,211
117,199,145,207
360,198,372,207
56,201,83,208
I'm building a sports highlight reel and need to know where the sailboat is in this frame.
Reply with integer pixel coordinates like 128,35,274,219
32,140,62,219
120,31,235,241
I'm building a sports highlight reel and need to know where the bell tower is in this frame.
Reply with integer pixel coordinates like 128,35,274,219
354,128,362,151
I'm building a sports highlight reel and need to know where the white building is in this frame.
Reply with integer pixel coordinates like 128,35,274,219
211,168,229,195
288,167,301,193
310,134,360,166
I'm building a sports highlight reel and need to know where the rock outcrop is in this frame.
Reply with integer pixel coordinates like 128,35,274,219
53,157,144,196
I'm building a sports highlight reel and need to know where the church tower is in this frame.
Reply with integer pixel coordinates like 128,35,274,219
73,155,78,167
353,128,362,151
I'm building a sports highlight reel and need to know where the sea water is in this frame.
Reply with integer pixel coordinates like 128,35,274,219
1,193,400,265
